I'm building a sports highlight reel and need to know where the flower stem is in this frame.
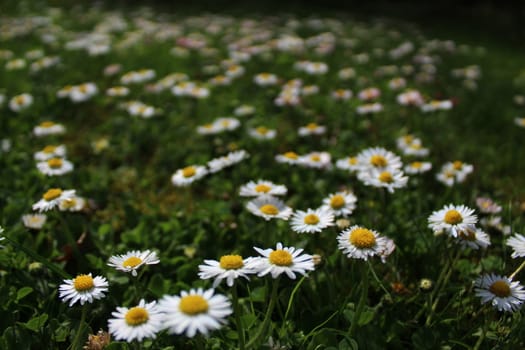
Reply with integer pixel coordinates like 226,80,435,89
232,283,245,350
70,306,87,350
246,278,279,348
509,260,525,280
349,262,369,337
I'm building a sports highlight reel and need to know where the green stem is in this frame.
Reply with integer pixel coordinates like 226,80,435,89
349,262,369,337
509,260,525,280
70,306,87,350
246,278,279,348
232,284,245,350
367,260,391,298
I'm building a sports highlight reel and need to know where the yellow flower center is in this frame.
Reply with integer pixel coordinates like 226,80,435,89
73,274,94,292
306,123,318,130
179,295,209,315
304,214,320,225
453,161,463,170
330,195,345,209
489,280,511,298
43,188,62,201
40,121,55,128
310,154,321,162
182,166,196,178
260,204,279,215
284,152,298,159
203,123,213,129
219,255,244,269
349,228,376,249
221,120,230,127
378,171,393,183
42,145,57,153
256,126,268,135
61,198,77,209
370,155,387,167
411,161,422,169
125,307,149,326
47,158,63,168
444,209,462,225
348,157,357,165
269,249,293,266
15,96,26,104
123,256,142,268
255,184,271,193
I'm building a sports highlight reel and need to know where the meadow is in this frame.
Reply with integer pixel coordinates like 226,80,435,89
1,2,525,349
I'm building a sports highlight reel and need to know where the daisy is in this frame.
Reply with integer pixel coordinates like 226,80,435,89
207,150,248,173
331,89,352,101
421,100,453,113
127,101,156,118
290,208,334,234
108,250,160,277
275,151,300,165
197,122,222,135
476,197,502,214
33,121,66,137
246,196,293,221
36,157,74,176
59,195,86,212
335,156,360,173
198,254,257,287
32,188,76,212
248,126,277,140
302,85,319,96
106,86,130,97
356,103,383,115
159,288,232,337
338,67,356,80
404,161,432,174
428,204,477,237
171,165,207,187
356,147,402,172
254,72,278,86
252,242,315,279
234,104,255,117
59,273,108,306
239,180,287,197
298,151,332,169
397,90,424,106
298,122,326,137
321,191,357,217
357,87,380,101
474,274,525,312
388,77,406,90
514,117,525,128
506,233,525,258
108,299,163,342
9,93,33,112
70,83,98,103
456,225,491,250
214,117,241,132
359,169,408,193
34,144,67,161
338,225,392,261
22,214,47,230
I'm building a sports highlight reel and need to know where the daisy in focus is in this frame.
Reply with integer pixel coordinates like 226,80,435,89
171,165,207,187
32,188,76,212
108,299,163,342
198,254,257,287
252,242,315,279
290,208,334,234
474,274,525,312
320,191,357,217
428,204,477,237
59,273,108,306
506,233,525,258
158,288,232,337
337,225,394,261
239,180,287,197
246,196,293,221
108,250,160,277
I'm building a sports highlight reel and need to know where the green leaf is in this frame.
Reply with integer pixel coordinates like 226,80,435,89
16,287,33,302
147,273,165,297
357,308,374,326
22,313,48,332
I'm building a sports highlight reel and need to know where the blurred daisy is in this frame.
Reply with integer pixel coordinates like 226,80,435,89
252,242,315,279
321,191,357,217
336,156,360,173
428,204,477,237
254,72,278,86
404,161,432,174
338,67,356,80
127,101,156,118
298,151,331,169
70,83,98,103
22,214,47,230
198,254,257,287
159,288,232,337
514,118,525,128
33,121,66,137
234,104,255,117
108,250,160,277
9,93,33,112
302,85,319,96
476,197,502,214
275,151,300,165
248,126,277,140
356,103,383,115
207,150,248,173
397,90,424,106
36,157,74,176
337,225,392,261
356,147,402,172
331,89,352,101
106,86,130,97
108,299,163,342
59,195,86,212
456,225,491,249
197,122,222,135
357,87,380,101
474,274,525,312
59,273,108,306
171,165,207,187
239,180,287,197
246,196,292,221
298,122,326,136
421,99,453,113
290,208,334,233
34,144,66,161
33,188,76,212
436,161,473,186
506,233,525,258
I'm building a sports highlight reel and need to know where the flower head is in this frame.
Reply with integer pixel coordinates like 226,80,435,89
428,204,477,237
108,299,163,342
108,250,160,277
198,254,257,287
246,196,293,221
252,242,315,279
59,273,108,306
506,233,525,259
337,225,393,261
239,180,287,197
290,208,334,234
32,188,76,212
475,274,525,312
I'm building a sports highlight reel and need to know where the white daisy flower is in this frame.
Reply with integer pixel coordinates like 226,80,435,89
108,250,160,277
357,87,380,101
9,93,33,112
234,104,255,117
252,242,315,279
246,196,293,221
356,103,383,115
70,82,98,103
456,225,491,250
290,208,334,234
197,122,222,135
474,274,525,312
36,157,74,176
34,145,67,161
337,225,392,261
506,233,525,259
476,197,502,214
320,191,357,217
207,150,248,173
239,180,287,197
404,161,432,174
59,273,108,307
298,151,331,169
358,169,408,193
33,121,66,137
298,123,326,137
331,89,352,101
335,156,360,173
248,126,277,140
254,72,279,86
356,147,402,172
275,151,300,165
108,299,163,342
428,204,477,237
22,214,47,230
198,255,257,287
106,86,130,97
171,165,207,187
159,288,232,337
32,188,76,212
58,195,86,212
